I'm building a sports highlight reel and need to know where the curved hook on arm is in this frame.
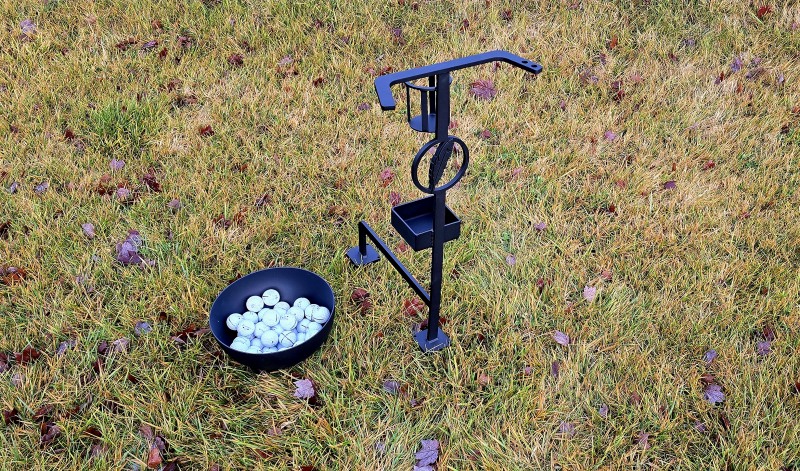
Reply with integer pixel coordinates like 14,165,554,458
374,50,542,111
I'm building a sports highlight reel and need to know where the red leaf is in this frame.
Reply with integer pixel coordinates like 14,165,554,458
147,445,162,468
379,167,395,186
756,5,772,19
158,47,167,60
353,290,376,312
608,35,618,50
0,220,10,239
14,345,40,365
227,53,244,67
312,77,325,87
478,372,490,386
3,408,20,425
39,423,61,448
115,38,136,51
389,191,401,206
300,466,318,471
402,297,425,317
469,79,497,100
198,125,214,137
64,128,76,140
396,241,409,253
703,161,716,170
140,169,162,192
33,404,53,422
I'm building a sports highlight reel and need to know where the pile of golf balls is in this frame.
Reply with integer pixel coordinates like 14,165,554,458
225,289,331,354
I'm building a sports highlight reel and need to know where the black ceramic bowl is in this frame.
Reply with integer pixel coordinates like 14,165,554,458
209,267,335,372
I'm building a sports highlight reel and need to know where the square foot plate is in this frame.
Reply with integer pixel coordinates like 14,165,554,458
414,329,450,352
346,245,380,266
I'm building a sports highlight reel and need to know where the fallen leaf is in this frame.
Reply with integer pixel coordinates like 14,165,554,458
111,337,130,353
414,439,439,467
2,408,20,425
199,125,214,137
350,288,369,304
663,180,677,190
731,56,743,72
383,379,400,394
608,35,618,50
40,423,61,448
20,19,37,36
15,345,41,365
402,298,425,317
478,372,490,386
704,384,725,404
583,285,597,302
135,321,152,336
469,79,497,100
167,198,182,212
0,220,10,238
534,221,546,231
389,191,401,206
115,38,137,51
8,182,20,194
115,230,145,265
756,5,772,19
550,361,560,378
703,349,718,364
604,130,617,141
505,254,516,266
147,445,162,468
553,330,570,346
82,223,96,239
598,404,609,418
756,340,771,356
357,102,371,111
480,129,492,139
558,421,576,437
33,404,54,422
294,378,316,399
34,181,49,195
636,431,650,449
227,54,244,67
56,339,75,355
600,269,612,281
379,168,395,186
141,170,162,192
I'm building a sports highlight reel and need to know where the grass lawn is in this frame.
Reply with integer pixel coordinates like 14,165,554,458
2,0,800,469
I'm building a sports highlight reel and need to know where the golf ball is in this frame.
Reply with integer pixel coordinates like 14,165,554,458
295,332,306,344
254,322,268,338
288,306,305,322
226,313,243,330
242,311,259,323
263,346,278,353
279,311,297,331
262,289,280,306
279,330,297,348
298,318,311,333
307,321,323,336
294,297,311,310
261,330,279,347
250,337,264,349
304,304,317,320
246,346,262,354
230,337,249,351
262,309,279,327
311,306,331,324
274,301,290,312
246,295,265,312
237,320,256,337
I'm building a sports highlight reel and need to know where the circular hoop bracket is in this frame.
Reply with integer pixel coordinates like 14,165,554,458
411,136,469,194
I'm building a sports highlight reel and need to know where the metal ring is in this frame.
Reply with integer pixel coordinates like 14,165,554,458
410,136,469,194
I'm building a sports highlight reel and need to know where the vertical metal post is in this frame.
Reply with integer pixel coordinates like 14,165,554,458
427,188,446,341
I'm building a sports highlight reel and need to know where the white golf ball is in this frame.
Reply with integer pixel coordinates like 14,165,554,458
295,332,306,344
230,337,249,351
254,322,268,338
288,306,305,322
246,295,265,312
242,311,259,323
279,311,297,331
294,297,311,309
304,304,317,320
226,313,243,330
298,318,311,333
311,306,331,324
237,320,255,337
261,330,279,347
261,309,279,327
274,301,290,312
257,308,270,321
250,337,264,349
279,330,297,348
306,322,323,336
262,289,280,306
246,346,262,354
263,346,278,353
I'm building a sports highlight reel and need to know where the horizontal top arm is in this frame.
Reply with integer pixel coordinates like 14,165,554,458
374,50,542,111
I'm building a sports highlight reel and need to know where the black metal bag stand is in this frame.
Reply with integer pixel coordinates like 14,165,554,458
347,50,542,352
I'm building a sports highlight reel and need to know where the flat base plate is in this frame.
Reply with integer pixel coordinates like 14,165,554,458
414,329,450,352
346,245,380,266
